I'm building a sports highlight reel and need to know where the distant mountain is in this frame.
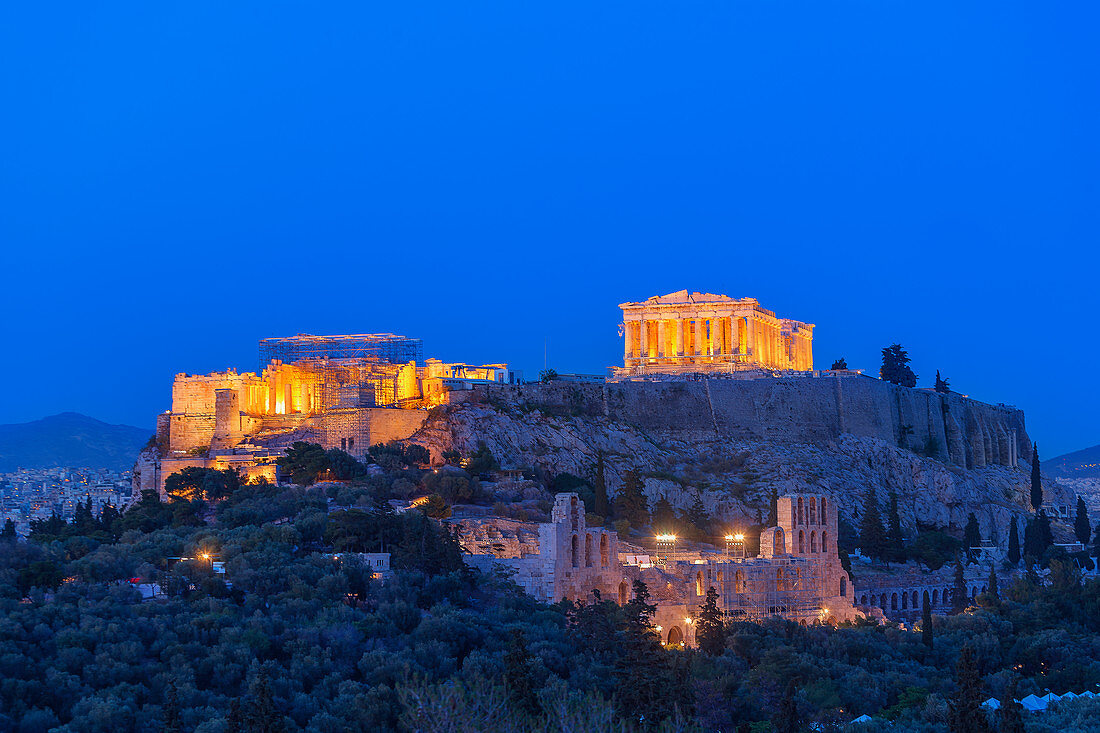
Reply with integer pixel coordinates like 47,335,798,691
0,413,152,473
1044,443,1100,480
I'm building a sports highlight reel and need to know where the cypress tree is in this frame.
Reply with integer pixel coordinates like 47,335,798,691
1030,445,1042,511
614,470,650,528
1074,497,1090,546
934,370,950,394
593,451,610,517
503,629,541,717
921,593,934,649
772,681,801,733
1093,522,1100,559
998,676,1025,733
963,513,981,564
695,586,726,656
887,490,904,562
163,680,181,733
987,565,999,602
1022,518,1037,560
948,646,990,733
952,559,968,614
1034,510,1053,556
246,669,287,733
859,486,888,564
0,519,15,541
880,344,917,387
1007,516,1020,567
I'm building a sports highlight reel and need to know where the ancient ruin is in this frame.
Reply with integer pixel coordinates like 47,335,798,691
617,290,814,377
457,492,859,644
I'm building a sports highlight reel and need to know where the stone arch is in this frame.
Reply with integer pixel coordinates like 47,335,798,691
570,496,579,531
735,569,745,593
880,594,888,608
819,497,827,524
798,530,805,554
571,534,578,568
600,534,609,567
923,590,930,607
809,497,817,525
717,570,724,585
585,534,593,568
911,591,918,608
902,592,908,610
667,626,684,646
797,497,805,525
840,576,847,597
860,594,868,606
776,567,786,591
810,531,817,553
932,589,939,605
822,532,828,553
696,571,704,596
891,593,898,611
618,580,628,606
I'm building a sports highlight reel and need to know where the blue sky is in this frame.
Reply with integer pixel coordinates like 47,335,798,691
0,2,1096,457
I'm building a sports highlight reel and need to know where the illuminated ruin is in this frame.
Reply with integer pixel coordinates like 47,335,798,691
616,290,813,376
456,492,858,644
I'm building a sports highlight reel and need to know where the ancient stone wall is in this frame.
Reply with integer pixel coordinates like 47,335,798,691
479,376,1029,469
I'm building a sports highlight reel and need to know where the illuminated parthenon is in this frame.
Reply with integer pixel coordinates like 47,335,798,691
617,290,813,376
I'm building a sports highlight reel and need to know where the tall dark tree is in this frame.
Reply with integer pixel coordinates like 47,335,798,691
1033,510,1053,556
887,490,904,562
0,518,15,541
859,486,888,563
998,677,1025,733
772,681,801,733
830,357,848,370
921,593,934,649
948,646,990,733
963,513,981,564
1006,516,1021,567
880,344,917,387
163,680,182,733
768,485,779,528
614,580,676,727
695,586,726,656
681,493,710,540
503,629,541,717
245,669,287,733
987,565,999,602
592,451,610,517
934,370,950,393
1093,522,1100,559
1074,497,1090,546
952,559,968,614
614,470,650,528
651,495,677,532
1022,518,1037,559
1030,445,1042,511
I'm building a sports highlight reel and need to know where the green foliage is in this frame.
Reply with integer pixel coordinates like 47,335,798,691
953,559,969,614
0,518,15,540
859,486,889,563
947,646,990,733
934,370,950,393
887,490,904,562
830,357,847,370
592,452,610,518
466,442,499,474
164,466,241,501
422,468,481,505
908,529,961,571
695,586,726,656
538,368,558,383
1007,516,1021,567
921,593,934,649
278,441,330,485
998,677,1025,733
880,343,917,387
963,513,981,563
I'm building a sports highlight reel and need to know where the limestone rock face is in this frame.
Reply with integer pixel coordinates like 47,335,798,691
408,379,1067,548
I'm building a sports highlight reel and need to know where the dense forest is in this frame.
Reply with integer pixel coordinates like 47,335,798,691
3,444,1100,732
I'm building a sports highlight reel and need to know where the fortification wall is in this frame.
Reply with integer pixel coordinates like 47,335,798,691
481,376,1028,468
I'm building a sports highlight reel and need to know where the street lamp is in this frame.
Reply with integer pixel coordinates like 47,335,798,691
655,534,676,559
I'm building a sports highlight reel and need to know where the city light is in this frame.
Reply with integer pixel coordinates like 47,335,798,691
655,534,676,542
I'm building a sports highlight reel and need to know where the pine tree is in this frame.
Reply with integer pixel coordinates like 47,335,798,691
651,495,677,532
952,559,968,614
887,490,904,562
1030,445,1042,511
682,493,709,541
948,646,990,733
1022,518,1037,560
614,580,672,727
1074,497,1090,546
998,677,1025,733
0,518,15,541
593,452,610,517
831,357,848,370
1007,516,1020,567
963,513,981,564
246,669,287,733
695,586,726,656
859,486,888,563
880,344,917,387
614,470,649,528
163,680,181,733
987,565,998,601
768,486,779,528
227,699,244,733
922,593,934,649
934,370,950,393
503,629,541,717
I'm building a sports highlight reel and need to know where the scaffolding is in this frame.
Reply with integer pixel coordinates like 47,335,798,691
700,556,828,623
259,333,423,370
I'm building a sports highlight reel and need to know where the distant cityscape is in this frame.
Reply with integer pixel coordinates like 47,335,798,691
0,466,132,536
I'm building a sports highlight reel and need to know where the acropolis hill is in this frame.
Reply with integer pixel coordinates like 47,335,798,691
134,291,1065,553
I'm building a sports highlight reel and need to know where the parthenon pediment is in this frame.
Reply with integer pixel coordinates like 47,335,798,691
647,290,736,305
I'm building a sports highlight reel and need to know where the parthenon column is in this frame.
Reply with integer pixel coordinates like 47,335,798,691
623,322,632,361
639,319,648,360
713,317,724,355
746,317,755,360
675,319,685,356
694,319,704,356
657,320,667,357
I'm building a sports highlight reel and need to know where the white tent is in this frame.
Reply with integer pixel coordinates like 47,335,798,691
1078,691,1098,699
850,714,873,724
1021,693,1052,712
981,697,1001,710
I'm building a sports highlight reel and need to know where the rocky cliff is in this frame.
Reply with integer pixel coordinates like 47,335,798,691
409,377,1068,547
